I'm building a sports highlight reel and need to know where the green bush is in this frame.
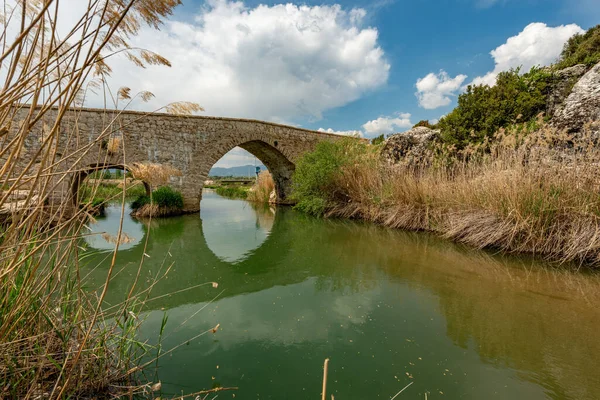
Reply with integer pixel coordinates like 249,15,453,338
413,120,434,129
292,139,372,216
130,186,183,210
438,67,551,148
556,24,600,69
130,194,150,210
151,186,184,209
371,134,385,145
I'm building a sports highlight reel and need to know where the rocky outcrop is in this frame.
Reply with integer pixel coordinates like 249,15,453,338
380,127,439,166
546,64,588,116
553,62,600,134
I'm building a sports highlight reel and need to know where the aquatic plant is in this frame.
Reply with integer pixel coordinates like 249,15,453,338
131,186,184,217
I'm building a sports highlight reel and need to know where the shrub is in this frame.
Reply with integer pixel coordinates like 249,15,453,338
292,138,375,216
413,120,433,129
438,67,551,148
152,186,184,209
130,194,150,210
130,186,183,210
371,134,385,145
556,24,600,69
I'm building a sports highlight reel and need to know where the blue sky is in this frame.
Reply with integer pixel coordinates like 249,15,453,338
87,0,599,166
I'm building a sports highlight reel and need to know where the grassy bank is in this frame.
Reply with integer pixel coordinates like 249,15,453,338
215,185,249,199
292,123,600,268
211,172,275,204
79,180,147,207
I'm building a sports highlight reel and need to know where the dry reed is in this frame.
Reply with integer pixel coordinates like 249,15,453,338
247,170,275,204
325,122,600,267
0,1,210,398
130,161,182,188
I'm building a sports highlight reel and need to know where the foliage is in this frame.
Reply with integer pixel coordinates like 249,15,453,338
438,67,551,147
413,120,434,129
371,134,385,145
292,139,375,216
131,186,184,210
215,185,249,200
296,120,600,267
130,194,151,210
152,186,184,209
79,181,146,204
556,24,600,69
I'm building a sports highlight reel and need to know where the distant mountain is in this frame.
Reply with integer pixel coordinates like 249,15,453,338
209,164,267,177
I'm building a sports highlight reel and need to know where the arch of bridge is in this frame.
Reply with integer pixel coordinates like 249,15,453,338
9,107,344,212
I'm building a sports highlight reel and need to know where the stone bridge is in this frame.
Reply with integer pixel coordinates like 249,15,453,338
6,107,344,212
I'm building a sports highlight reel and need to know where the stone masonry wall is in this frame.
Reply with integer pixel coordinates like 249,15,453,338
3,107,342,212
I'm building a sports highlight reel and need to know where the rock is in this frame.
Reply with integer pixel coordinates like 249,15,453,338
1,190,34,201
553,62,600,134
380,127,440,166
0,194,40,215
546,64,588,116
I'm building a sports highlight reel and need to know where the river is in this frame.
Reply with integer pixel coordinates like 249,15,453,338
82,190,600,399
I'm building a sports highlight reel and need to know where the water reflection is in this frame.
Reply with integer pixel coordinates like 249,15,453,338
81,194,600,400
200,189,275,263
84,203,144,251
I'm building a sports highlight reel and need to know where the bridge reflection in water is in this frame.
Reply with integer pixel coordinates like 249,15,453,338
82,191,600,400
200,189,275,263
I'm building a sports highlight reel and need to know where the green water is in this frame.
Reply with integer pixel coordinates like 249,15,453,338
83,190,600,399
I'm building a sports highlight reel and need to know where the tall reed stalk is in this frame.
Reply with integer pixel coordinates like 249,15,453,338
247,170,275,204
0,1,209,397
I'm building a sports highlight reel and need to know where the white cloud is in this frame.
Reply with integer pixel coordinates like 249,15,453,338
415,71,467,109
362,112,412,135
318,128,363,137
92,0,389,123
471,22,584,86
213,147,264,168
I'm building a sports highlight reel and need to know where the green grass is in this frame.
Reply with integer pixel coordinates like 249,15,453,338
215,185,249,200
79,181,146,205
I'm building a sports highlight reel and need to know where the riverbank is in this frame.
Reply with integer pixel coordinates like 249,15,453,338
211,171,275,204
292,122,600,268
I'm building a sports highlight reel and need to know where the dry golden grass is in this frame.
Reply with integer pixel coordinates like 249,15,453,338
106,136,122,154
130,162,182,188
327,122,600,267
247,171,275,204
